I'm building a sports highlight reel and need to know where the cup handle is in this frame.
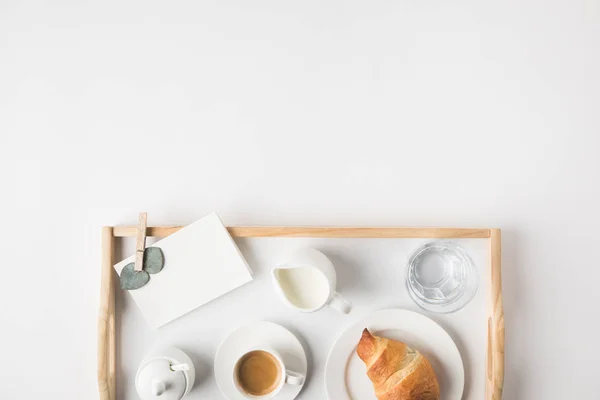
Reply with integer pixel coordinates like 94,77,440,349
285,370,305,386
327,292,352,314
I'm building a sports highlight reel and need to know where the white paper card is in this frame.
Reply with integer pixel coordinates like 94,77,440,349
114,213,253,329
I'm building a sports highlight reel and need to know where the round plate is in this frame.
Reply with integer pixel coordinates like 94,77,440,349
215,321,307,400
325,309,464,400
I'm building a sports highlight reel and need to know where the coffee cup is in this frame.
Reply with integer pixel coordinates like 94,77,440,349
233,347,305,398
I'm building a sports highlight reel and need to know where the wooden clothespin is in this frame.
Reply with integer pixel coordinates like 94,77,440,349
134,212,148,272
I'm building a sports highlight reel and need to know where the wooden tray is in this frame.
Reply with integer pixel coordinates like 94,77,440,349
98,226,504,400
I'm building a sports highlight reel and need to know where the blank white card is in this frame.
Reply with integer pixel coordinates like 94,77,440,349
114,213,253,329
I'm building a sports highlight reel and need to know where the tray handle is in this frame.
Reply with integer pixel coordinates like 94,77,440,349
98,227,116,400
487,229,505,399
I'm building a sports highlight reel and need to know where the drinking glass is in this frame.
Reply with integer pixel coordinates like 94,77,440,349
406,241,478,313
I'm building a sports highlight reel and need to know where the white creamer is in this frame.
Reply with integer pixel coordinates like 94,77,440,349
274,266,331,310
272,248,352,314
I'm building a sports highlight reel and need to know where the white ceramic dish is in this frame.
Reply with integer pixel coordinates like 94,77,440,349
272,248,352,314
215,321,307,400
324,309,464,400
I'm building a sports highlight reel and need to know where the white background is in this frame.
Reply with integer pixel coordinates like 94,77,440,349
0,0,599,399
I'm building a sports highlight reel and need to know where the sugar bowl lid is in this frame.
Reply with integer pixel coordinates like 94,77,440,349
135,357,190,400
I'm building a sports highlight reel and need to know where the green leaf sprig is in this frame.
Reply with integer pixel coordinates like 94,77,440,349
120,247,165,290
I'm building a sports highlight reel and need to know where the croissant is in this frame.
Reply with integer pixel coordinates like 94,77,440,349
357,329,440,400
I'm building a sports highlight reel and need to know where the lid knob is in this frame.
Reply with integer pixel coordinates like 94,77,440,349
152,379,166,396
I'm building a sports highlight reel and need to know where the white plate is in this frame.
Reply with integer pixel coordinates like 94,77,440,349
215,321,307,400
325,309,464,400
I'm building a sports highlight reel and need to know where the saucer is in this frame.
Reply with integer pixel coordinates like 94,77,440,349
214,321,308,400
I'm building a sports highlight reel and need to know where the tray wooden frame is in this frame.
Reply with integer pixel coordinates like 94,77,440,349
98,226,504,400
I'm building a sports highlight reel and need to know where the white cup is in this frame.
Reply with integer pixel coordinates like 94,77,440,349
233,347,304,399
272,248,352,314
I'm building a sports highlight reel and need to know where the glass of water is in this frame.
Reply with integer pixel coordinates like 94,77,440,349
406,241,478,313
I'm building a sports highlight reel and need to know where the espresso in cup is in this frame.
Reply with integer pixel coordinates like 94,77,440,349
233,348,305,398
235,350,282,396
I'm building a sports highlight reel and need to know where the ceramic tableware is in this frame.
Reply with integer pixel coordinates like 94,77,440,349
215,321,308,400
272,248,352,314
324,309,464,400
135,347,196,400
233,347,305,399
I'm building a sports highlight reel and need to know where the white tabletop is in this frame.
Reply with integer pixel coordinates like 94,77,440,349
1,0,599,399
117,237,487,399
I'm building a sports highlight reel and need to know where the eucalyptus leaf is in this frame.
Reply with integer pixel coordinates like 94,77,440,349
120,262,150,290
143,247,164,274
